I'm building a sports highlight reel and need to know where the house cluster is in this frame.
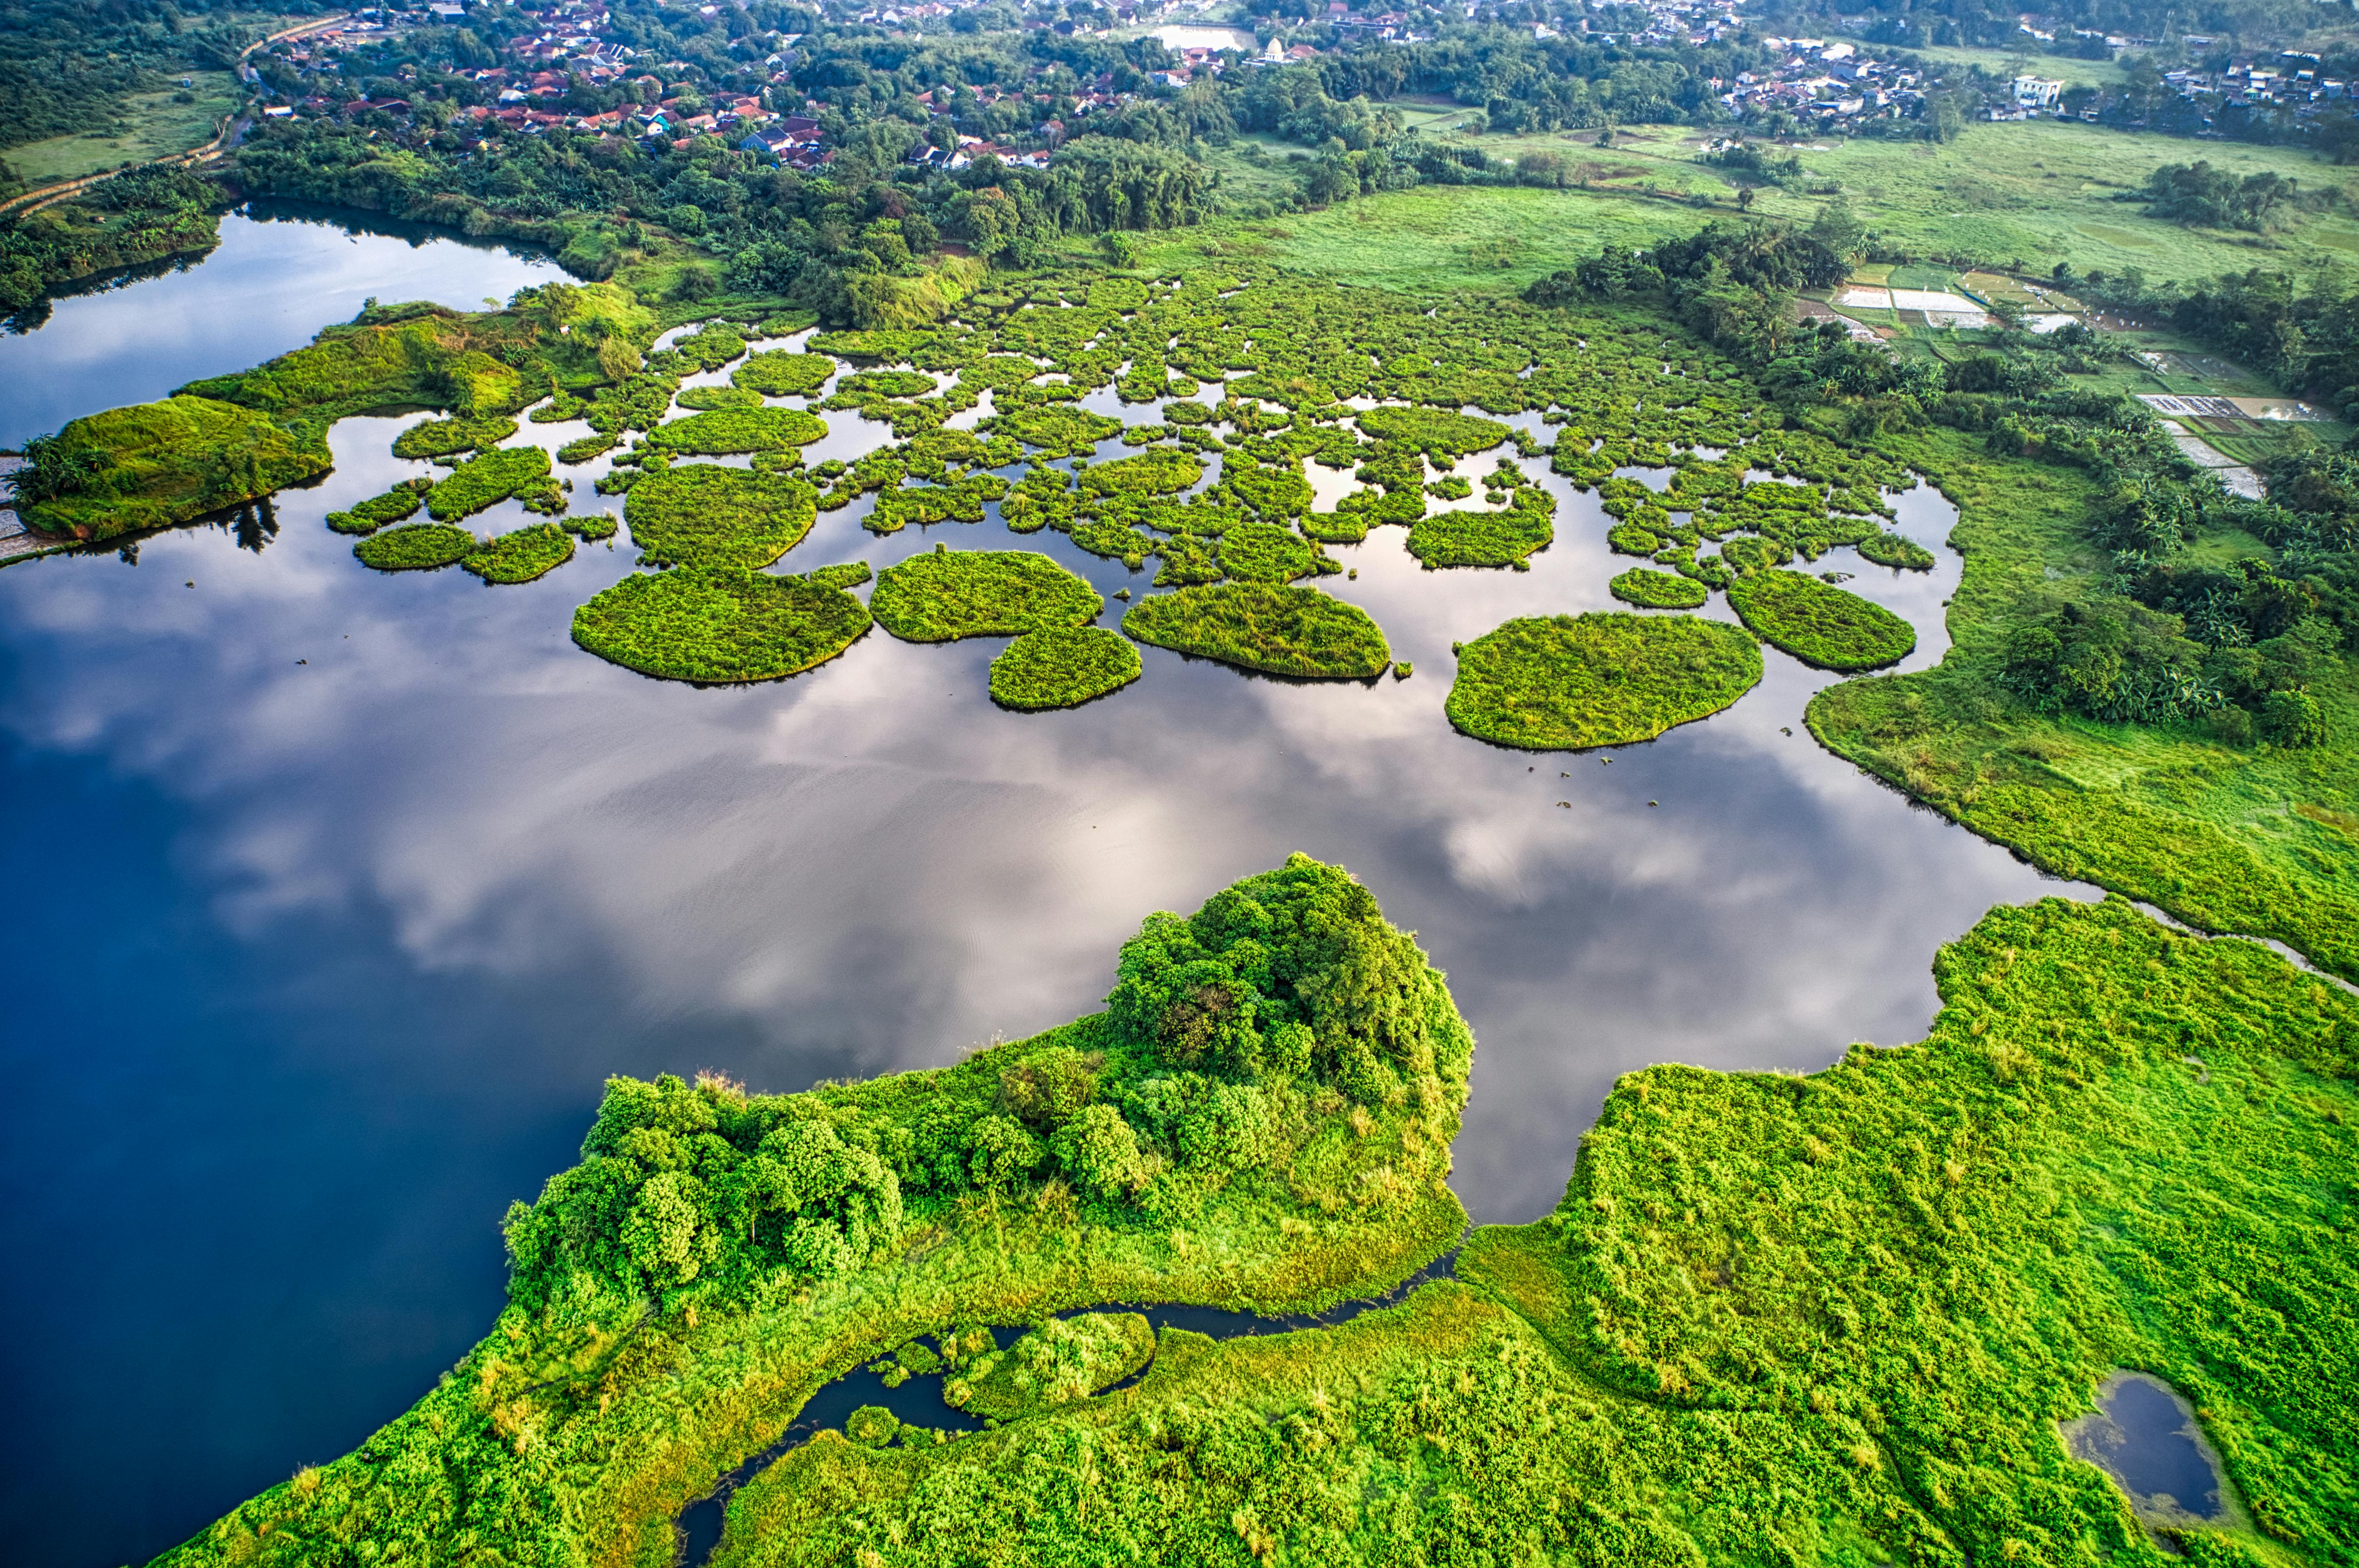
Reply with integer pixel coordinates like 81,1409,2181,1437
249,0,841,159
1717,37,1925,125
2156,53,2350,111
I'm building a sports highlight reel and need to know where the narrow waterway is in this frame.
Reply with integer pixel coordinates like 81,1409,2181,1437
0,219,2086,1568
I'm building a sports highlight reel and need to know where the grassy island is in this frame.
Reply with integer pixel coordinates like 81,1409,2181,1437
571,569,871,683
1447,612,1763,750
1124,583,1391,679
645,407,828,456
870,549,1103,642
17,396,331,543
1609,567,1710,608
733,352,838,397
990,626,1143,710
623,465,819,570
463,523,576,585
1728,568,1917,672
354,522,476,572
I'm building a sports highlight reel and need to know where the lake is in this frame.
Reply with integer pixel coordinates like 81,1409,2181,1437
0,212,2084,1568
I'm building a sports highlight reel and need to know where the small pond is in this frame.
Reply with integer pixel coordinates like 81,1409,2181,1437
2062,1371,2236,1528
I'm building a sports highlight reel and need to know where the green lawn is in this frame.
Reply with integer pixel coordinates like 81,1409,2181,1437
1867,40,2137,89
6,73,243,184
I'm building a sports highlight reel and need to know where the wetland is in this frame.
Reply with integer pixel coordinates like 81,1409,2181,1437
4,208,2352,1568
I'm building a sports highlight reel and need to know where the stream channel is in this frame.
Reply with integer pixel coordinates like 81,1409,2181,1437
0,211,2094,1568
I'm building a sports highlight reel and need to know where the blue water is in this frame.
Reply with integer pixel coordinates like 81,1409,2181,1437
0,218,2089,1568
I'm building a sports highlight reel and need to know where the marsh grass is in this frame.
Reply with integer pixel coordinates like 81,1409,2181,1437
1727,569,1916,672
870,550,1103,642
1446,612,1762,749
426,446,555,523
647,407,827,456
1123,582,1390,679
463,523,576,585
571,569,871,683
1609,567,1709,608
624,465,818,570
989,627,1143,710
354,522,476,572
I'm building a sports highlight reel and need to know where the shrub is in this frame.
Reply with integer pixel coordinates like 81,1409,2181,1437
990,627,1143,710
1446,613,1762,749
463,523,576,584
2263,688,2329,748
1610,568,1710,608
943,1313,1154,1422
1726,569,1915,672
570,569,871,683
870,550,1102,641
987,405,1122,456
645,408,827,456
624,465,818,569
355,523,476,571
1123,583,1391,679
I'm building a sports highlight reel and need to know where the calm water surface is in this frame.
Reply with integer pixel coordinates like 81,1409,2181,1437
0,222,2085,1567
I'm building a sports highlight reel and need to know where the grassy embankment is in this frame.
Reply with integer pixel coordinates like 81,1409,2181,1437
153,856,1476,1568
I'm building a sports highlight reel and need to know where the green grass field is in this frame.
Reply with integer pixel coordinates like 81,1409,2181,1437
5,74,243,184
1167,119,2359,294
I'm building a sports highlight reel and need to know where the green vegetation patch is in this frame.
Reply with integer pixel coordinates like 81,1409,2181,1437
943,1313,1155,1422
989,406,1122,457
1354,406,1511,460
463,523,576,585
571,569,871,684
714,895,2357,1568
325,480,431,536
1446,612,1763,750
1727,569,1916,672
990,627,1143,711
1857,531,1937,571
646,408,827,456
426,446,556,523
1124,583,1391,679
391,414,518,461
1408,492,1554,569
870,550,1102,643
671,325,748,372
1610,568,1710,609
624,465,818,570
734,352,837,397
675,386,766,411
18,396,332,543
1078,449,1203,497
355,523,478,573
1216,519,1323,583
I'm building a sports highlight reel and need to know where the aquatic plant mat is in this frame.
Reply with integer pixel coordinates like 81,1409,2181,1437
1447,612,1763,750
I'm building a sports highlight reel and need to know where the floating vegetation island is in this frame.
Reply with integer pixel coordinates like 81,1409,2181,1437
870,549,1103,642
1727,567,1918,672
571,569,870,683
623,464,818,570
1124,582,1391,680
1447,612,1763,750
989,625,1143,710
